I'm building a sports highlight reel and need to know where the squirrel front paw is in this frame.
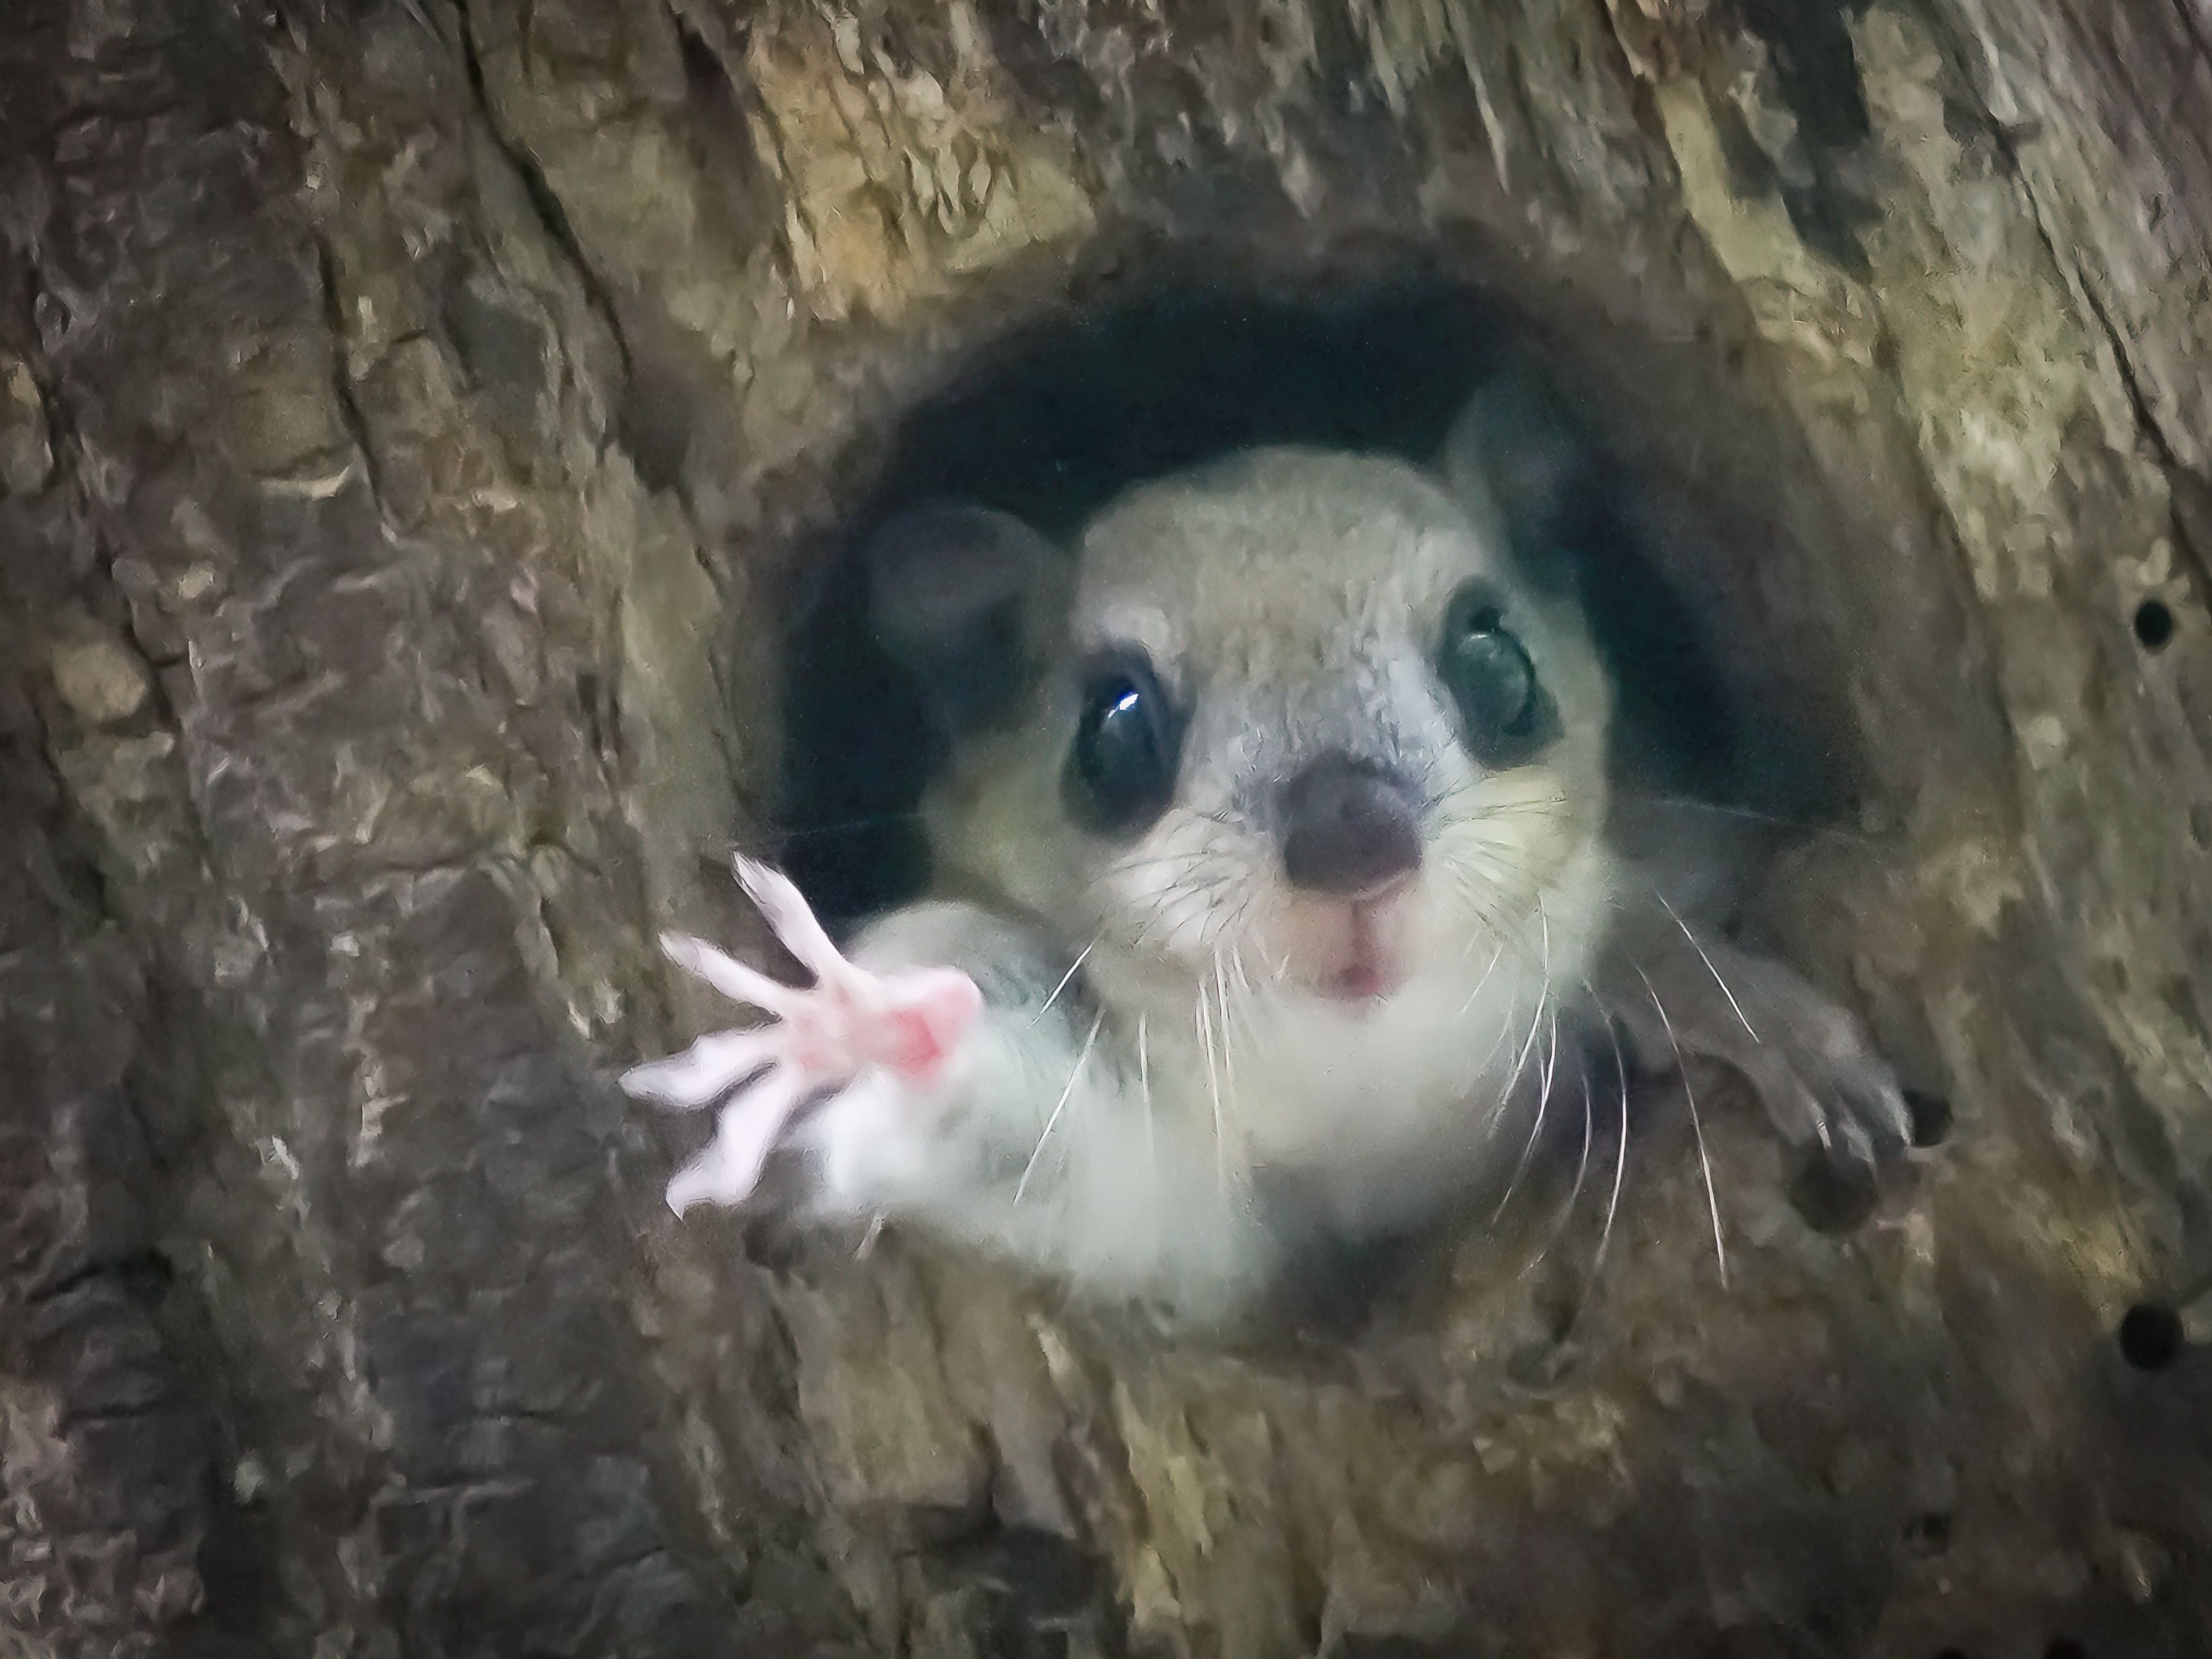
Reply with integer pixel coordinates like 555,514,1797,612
1612,939,1915,1229
622,855,982,1215
1710,960,1913,1226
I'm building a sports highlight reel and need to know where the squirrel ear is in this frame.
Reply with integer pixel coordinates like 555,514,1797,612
862,504,1072,737
1439,367,1596,592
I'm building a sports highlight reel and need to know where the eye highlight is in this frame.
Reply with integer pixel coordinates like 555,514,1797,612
1437,584,1552,764
1064,649,1181,834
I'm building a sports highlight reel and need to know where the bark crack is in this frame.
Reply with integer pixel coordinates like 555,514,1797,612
2166,0,2212,77
25,1248,174,1307
314,234,389,522
450,0,636,396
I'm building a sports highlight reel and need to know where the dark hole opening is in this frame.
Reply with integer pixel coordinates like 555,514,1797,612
2133,598,2175,651
1905,1088,1953,1148
1900,1509,1952,1558
2044,1640,2088,1659
2118,1301,2184,1370
1788,1148,1882,1235
778,269,1792,928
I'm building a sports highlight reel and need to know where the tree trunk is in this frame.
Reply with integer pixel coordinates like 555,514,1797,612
3,0,2210,1654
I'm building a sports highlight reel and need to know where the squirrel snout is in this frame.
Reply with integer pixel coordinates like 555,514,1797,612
1277,752,1423,900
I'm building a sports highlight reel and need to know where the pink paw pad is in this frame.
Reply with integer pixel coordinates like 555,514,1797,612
620,855,982,1216
872,970,984,1084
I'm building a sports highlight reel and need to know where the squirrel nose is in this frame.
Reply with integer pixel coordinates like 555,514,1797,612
1278,752,1423,899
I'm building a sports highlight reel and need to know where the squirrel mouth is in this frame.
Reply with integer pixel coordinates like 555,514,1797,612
1313,889,1408,1005
1322,959,1393,1003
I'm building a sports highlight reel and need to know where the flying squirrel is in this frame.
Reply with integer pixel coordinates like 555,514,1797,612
621,372,1914,1323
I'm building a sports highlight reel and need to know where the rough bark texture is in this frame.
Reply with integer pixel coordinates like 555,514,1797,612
3,1,2211,1655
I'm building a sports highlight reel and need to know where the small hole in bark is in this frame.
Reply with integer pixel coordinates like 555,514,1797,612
2133,598,2175,651
1904,1089,1953,1148
2045,1641,2087,1659
1788,1150,1881,1234
576,671,606,755
2118,1302,2184,1370
1901,1510,1952,1558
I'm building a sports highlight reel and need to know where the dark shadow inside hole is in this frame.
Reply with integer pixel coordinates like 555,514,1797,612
1900,1509,1952,1558
778,271,1823,928
2118,1301,2184,1370
2133,598,2175,651
1787,1148,1882,1235
2045,1640,2088,1659
1905,1088,1954,1148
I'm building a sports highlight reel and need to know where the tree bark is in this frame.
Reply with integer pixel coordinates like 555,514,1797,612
3,1,2210,1655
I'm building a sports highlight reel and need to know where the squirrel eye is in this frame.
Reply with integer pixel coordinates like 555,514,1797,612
1437,585,1548,758
1065,651,1181,834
